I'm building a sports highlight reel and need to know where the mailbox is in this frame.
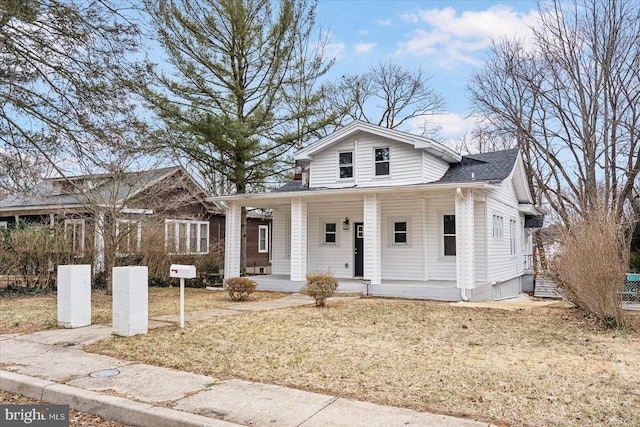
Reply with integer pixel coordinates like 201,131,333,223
170,264,196,279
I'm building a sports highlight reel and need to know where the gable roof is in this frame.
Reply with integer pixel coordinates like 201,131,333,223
0,166,214,213
294,120,462,163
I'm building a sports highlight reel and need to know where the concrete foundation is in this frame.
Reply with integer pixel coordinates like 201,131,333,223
57,265,92,328
112,266,148,336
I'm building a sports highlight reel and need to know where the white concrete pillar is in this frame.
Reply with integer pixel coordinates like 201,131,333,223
224,202,242,279
455,189,475,290
363,194,381,285
57,265,92,328
112,266,148,336
290,198,307,282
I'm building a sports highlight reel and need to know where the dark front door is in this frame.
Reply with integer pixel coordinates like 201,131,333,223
354,222,364,277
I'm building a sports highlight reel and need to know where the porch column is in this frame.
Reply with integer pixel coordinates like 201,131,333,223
224,201,242,279
290,197,307,282
363,194,381,285
455,188,475,290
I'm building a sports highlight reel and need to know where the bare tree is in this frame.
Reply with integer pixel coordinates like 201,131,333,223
468,0,640,225
327,61,445,132
0,0,144,185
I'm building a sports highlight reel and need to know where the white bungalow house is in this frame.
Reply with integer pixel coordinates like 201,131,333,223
213,121,543,301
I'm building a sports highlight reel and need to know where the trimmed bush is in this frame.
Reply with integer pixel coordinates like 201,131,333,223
224,277,257,301
302,270,338,307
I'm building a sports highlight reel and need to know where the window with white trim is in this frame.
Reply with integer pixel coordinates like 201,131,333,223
443,214,456,256
390,218,410,245
510,220,517,255
374,147,390,176
64,219,85,257
493,215,504,239
258,225,269,253
116,219,141,256
338,151,353,179
165,219,209,254
323,222,337,244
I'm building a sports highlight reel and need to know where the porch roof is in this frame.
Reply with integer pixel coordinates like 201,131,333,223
209,180,493,205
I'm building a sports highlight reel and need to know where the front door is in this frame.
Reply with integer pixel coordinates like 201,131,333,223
354,222,364,277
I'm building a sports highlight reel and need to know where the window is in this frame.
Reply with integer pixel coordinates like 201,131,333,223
493,215,504,239
323,222,337,244
443,214,456,256
258,225,269,253
510,220,517,255
339,151,353,179
391,220,408,245
0,221,7,230
64,219,85,257
374,147,390,176
116,219,141,255
165,220,209,254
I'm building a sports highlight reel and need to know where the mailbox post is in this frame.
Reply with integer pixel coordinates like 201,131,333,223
170,264,196,328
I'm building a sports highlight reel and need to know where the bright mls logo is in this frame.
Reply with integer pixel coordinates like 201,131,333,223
1,405,69,426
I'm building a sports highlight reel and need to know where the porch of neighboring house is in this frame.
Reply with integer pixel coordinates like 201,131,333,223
252,274,500,301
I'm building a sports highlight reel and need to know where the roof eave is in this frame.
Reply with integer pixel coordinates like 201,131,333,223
208,181,493,204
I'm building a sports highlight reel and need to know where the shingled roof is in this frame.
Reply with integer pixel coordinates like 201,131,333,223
436,148,520,184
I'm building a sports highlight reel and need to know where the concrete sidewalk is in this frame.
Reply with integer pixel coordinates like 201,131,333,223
1,294,492,427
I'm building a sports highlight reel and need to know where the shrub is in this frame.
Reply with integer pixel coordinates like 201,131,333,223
302,270,338,307
224,277,257,301
549,209,629,329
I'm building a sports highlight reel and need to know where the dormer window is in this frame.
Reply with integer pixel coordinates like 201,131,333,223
339,151,353,179
375,147,390,176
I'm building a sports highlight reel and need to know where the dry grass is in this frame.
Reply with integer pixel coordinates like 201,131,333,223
0,288,286,334
85,299,640,427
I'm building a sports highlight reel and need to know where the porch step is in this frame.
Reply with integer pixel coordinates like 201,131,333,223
331,290,363,298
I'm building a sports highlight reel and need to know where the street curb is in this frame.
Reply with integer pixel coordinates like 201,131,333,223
1,370,238,427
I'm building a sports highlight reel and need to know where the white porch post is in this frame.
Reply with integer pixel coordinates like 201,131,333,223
455,188,475,290
363,194,381,285
224,201,242,279
290,197,307,282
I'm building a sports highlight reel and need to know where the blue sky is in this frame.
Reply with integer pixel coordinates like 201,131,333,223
313,0,541,140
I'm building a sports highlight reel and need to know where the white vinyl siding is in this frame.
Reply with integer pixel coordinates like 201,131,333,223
486,179,523,282
165,220,209,255
271,208,291,275
380,200,423,280
308,134,424,188
307,200,362,278
422,152,451,182
426,198,456,281
0,221,7,229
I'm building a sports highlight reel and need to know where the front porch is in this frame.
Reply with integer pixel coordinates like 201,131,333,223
252,274,500,302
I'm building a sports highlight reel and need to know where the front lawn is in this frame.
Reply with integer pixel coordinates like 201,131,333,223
85,299,640,427
0,287,285,334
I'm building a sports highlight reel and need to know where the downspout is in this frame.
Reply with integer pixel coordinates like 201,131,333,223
456,188,469,301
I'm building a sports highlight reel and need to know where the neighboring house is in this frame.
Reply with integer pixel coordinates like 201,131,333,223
212,121,543,301
0,166,271,277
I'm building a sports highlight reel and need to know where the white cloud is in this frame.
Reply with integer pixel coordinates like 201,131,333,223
324,42,346,61
354,42,377,54
407,112,476,141
375,18,392,26
397,5,540,67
